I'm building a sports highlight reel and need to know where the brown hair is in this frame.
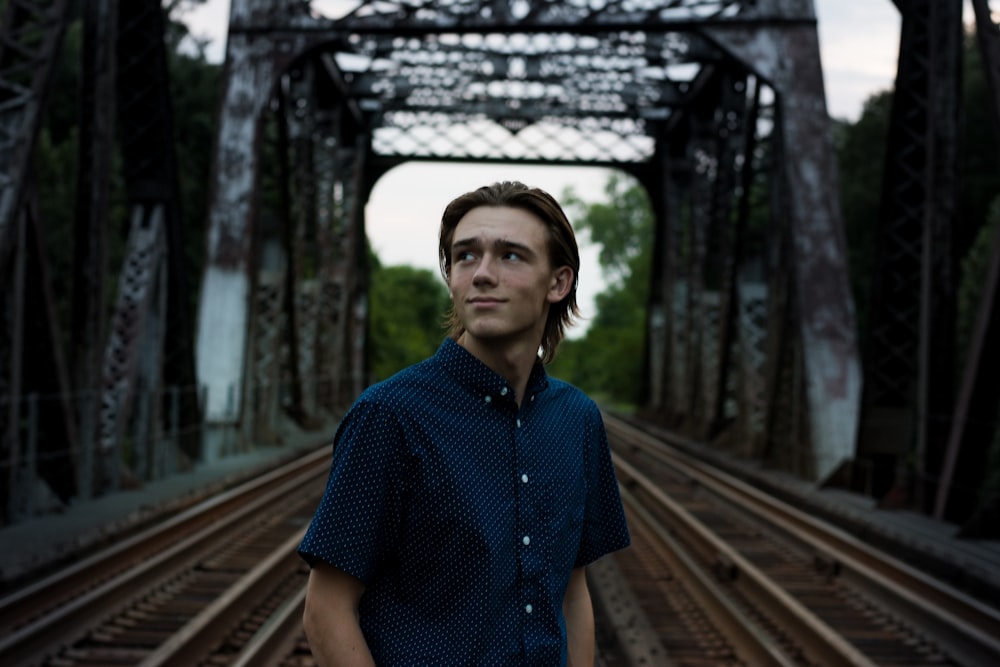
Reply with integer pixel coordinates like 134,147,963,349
438,181,580,363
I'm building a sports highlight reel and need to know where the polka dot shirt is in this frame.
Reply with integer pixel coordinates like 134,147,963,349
298,338,631,665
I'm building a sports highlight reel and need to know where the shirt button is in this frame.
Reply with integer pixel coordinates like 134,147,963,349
525,604,533,614
500,387,508,396
484,395,492,404
522,535,530,545
517,419,522,428
521,474,529,483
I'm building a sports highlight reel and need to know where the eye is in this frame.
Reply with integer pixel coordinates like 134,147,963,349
454,250,475,263
503,251,522,261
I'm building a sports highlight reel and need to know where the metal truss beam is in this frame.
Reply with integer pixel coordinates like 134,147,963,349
198,0,857,489
858,0,963,511
936,0,1000,530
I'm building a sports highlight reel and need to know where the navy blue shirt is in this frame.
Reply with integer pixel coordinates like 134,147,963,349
298,338,630,665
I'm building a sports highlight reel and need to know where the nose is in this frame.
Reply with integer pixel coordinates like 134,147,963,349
472,254,498,287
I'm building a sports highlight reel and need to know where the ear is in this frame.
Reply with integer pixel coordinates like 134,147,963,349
546,266,574,303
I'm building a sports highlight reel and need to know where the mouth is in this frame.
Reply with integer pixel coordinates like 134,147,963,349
468,297,504,307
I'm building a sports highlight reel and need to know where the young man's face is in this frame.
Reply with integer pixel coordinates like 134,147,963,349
448,206,572,351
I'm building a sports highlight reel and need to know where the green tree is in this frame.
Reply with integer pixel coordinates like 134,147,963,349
550,174,653,408
957,196,999,369
368,262,451,381
834,90,892,335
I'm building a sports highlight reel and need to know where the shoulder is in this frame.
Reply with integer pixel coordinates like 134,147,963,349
347,355,452,423
543,376,601,414
361,356,442,400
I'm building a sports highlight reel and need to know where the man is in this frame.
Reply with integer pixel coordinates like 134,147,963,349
298,181,630,666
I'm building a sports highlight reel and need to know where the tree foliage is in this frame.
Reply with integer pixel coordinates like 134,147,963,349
34,9,220,342
548,174,653,408
368,261,451,382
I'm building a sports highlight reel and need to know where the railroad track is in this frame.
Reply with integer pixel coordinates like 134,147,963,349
603,413,1000,667
0,447,331,666
6,420,998,666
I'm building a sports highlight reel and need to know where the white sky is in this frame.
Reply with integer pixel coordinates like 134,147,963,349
178,0,914,334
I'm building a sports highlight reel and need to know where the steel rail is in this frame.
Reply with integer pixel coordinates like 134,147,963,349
229,585,307,667
138,528,307,667
0,445,328,637
614,455,875,667
617,483,798,667
0,449,328,666
607,415,1000,666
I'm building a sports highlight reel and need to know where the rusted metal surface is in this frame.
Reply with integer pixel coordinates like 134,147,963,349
608,414,1000,666
0,0,72,276
116,0,201,463
856,0,967,515
706,3,861,482
0,448,329,665
14,0,973,526
935,0,1000,528
196,34,281,447
0,0,74,521
99,207,167,489
72,0,116,500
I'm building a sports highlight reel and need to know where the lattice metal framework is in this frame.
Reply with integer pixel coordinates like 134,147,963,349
857,0,1000,529
0,0,197,519
192,0,861,484
13,0,997,528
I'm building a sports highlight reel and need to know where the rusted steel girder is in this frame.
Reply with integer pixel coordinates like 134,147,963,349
936,0,1000,529
858,0,963,511
115,0,201,467
706,1,861,483
196,25,293,457
0,0,76,521
0,0,72,282
199,0,857,487
197,1,371,452
73,0,117,499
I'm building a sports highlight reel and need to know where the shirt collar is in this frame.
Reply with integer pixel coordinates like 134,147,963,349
436,337,549,404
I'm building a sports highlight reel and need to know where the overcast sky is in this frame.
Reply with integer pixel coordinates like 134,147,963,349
178,0,911,331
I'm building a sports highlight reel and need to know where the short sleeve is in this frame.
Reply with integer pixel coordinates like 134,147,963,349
298,400,406,584
575,405,631,567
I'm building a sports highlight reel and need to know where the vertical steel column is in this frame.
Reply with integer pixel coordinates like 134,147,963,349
284,61,323,426
935,0,1000,527
0,0,74,521
0,0,72,280
313,127,341,413
116,0,201,462
195,0,308,457
275,71,307,431
723,77,765,453
99,207,167,488
686,119,713,434
704,72,749,439
639,146,673,413
348,135,373,399
859,0,962,507
73,0,116,499
664,137,694,427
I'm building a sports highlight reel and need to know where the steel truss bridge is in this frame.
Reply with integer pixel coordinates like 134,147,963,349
1,0,999,533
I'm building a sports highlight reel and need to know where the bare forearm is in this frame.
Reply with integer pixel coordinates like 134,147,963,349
564,567,596,667
303,564,376,667
303,612,375,667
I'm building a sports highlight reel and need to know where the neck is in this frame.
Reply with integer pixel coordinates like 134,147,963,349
457,333,539,406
